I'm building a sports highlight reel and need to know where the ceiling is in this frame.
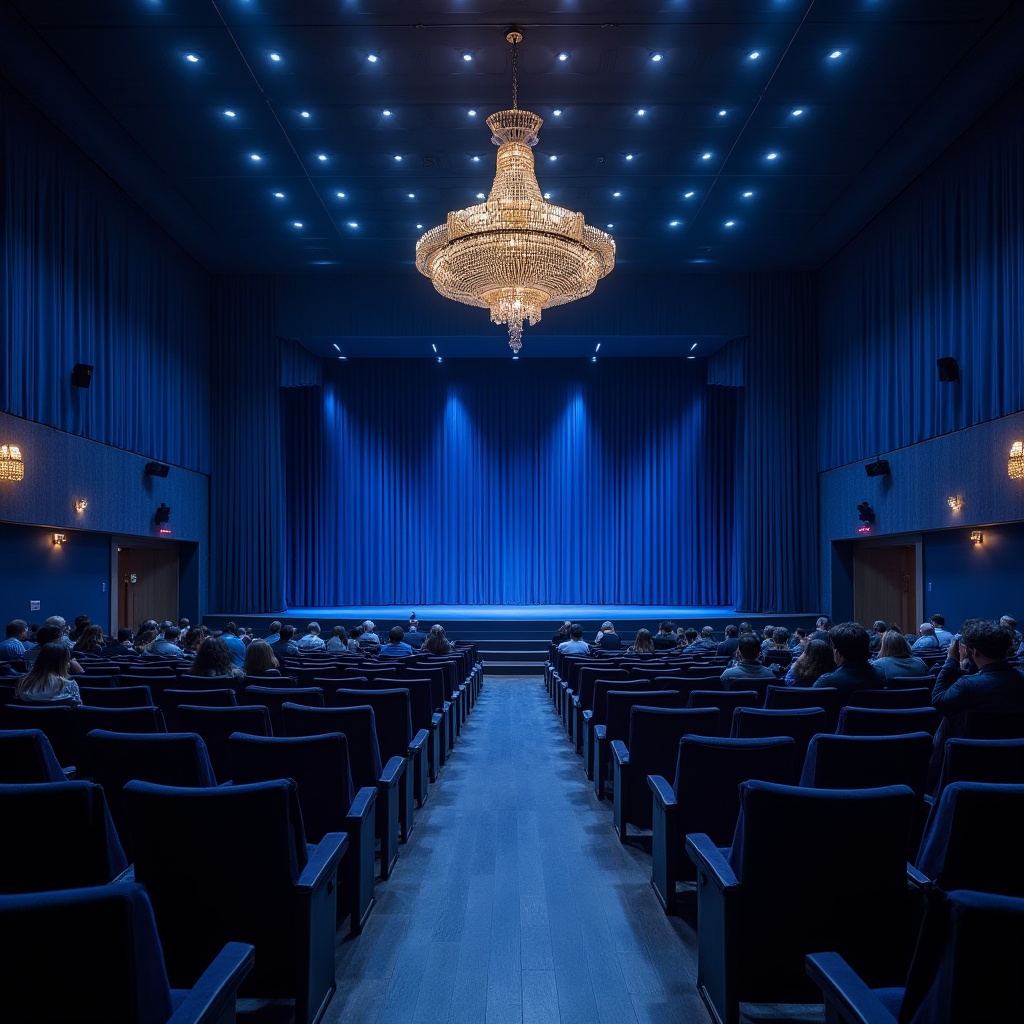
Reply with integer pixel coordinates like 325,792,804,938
2,0,1023,357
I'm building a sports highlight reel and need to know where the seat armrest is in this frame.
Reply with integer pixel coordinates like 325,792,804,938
297,832,348,892
62,766,78,779
431,712,444,729
348,786,377,821
408,727,429,755
582,709,593,723
805,952,897,1024
169,941,256,1024
906,863,931,889
114,865,135,883
685,833,738,889
610,739,629,767
648,774,676,808
380,755,405,787
593,724,606,742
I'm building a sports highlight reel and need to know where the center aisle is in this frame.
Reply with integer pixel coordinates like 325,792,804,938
327,675,705,1024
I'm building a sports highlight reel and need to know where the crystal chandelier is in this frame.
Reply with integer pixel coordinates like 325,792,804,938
1009,440,1024,479
0,443,25,481
415,29,615,353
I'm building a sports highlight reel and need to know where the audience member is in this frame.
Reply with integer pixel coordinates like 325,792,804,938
242,639,281,677
758,625,776,653
423,624,453,656
557,625,590,656
999,615,1022,647
653,621,678,650
911,622,944,653
15,642,82,705
270,625,299,658
326,625,349,652
809,616,832,643
263,620,283,645
101,627,134,657
43,615,73,649
0,619,29,662
68,615,91,642
404,621,426,647
408,613,420,633
784,638,835,686
72,624,105,657
361,620,380,644
929,613,954,648
716,624,739,658
720,634,776,694
552,620,573,645
814,622,884,695
297,621,326,652
689,626,718,653
681,628,699,649
627,628,655,655
871,630,929,684
868,620,889,654
219,622,247,665
133,630,158,655
190,637,243,679
179,627,205,658
144,625,184,658
594,621,622,650
380,626,414,658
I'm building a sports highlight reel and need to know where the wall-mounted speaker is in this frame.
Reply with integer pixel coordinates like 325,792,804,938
71,364,93,388
144,461,170,478
865,459,891,477
937,357,961,383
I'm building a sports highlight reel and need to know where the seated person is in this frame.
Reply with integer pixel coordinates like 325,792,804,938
871,629,929,683
297,622,326,652
144,625,184,658
380,626,414,658
716,624,739,658
653,621,678,650
784,638,835,686
689,626,718,654
814,622,884,695
326,625,349,652
0,619,29,662
360,620,381,645
867,619,889,654
423,624,453,656
557,625,591,656
15,642,82,705
911,622,945,653
627,628,655,655
23,625,84,672
189,637,243,679
242,639,281,677
269,625,299,657
551,620,573,645
721,633,776,695
594,621,622,650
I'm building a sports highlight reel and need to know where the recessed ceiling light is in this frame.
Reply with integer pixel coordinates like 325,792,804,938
669,220,680,227
626,154,634,161
471,155,481,162
293,222,303,227
724,220,735,227
468,109,477,116
690,343,699,351
462,52,473,62
269,52,281,62
549,154,557,161
636,108,646,116
829,50,843,59
791,108,804,116
543,192,551,199
184,53,199,63
431,343,438,353
606,223,613,228
347,222,358,228
718,109,727,117
336,191,346,198
408,193,415,198
338,355,347,360
394,155,402,161
687,355,696,360
382,109,392,117
743,191,754,197
250,154,261,161
273,192,285,198
333,344,340,352
747,51,761,60
766,152,778,160
612,191,621,197
416,223,423,229
557,52,569,62
223,110,236,118
701,152,712,160
650,52,663,62
684,191,695,198
317,154,327,161
591,355,597,362
553,109,562,116
367,53,379,63
476,192,485,199
300,111,310,118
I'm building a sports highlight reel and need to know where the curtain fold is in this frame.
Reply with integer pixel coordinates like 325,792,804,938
282,360,737,607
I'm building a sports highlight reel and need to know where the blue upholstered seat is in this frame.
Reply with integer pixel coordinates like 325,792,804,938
0,727,69,782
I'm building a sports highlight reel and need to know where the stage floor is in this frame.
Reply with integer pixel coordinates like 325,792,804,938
285,604,745,621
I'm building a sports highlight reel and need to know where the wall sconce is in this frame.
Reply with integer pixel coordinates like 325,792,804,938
1009,440,1024,480
970,531,983,545
52,532,67,546
74,498,88,513
947,495,962,511
0,444,25,481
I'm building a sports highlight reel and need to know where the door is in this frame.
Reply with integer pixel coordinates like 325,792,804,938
118,545,179,631
852,544,917,632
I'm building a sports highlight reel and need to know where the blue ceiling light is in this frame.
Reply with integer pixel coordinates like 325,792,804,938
701,152,712,160
407,192,415,198
367,53,379,63
293,222,303,228
476,192,485,199
650,52,663,62
595,343,601,352
273,192,285,198
552,109,562,117
718,109,727,117
184,53,200,63
333,344,340,352
606,223,613,229
347,222,358,228
462,51,473,62
690,343,698,351
543,192,551,199
471,155,481,162
684,190,695,198
625,153,634,161
687,354,696,359
557,52,569,62
468,109,477,116
791,108,805,117
612,191,621,197
336,191,346,198
766,151,778,160
223,110,236,118
300,111,310,119
747,50,761,60
724,220,735,227
394,155,402,161
431,343,437,352
636,108,646,116
250,153,261,161
416,223,423,229
669,220,680,227
549,154,557,161
269,52,281,62
317,154,328,162
382,109,392,117
743,191,754,198
828,50,843,60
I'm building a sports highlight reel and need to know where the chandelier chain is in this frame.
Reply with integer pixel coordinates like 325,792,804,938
511,36,518,110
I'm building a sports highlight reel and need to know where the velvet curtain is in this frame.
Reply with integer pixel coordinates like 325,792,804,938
282,359,737,607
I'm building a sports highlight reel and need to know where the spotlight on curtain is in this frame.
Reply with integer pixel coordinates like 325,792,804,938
0,444,25,481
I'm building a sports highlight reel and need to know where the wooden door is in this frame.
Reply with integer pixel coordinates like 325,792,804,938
118,545,179,631
852,544,917,632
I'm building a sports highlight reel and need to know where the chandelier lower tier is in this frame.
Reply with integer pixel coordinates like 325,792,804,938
415,106,615,353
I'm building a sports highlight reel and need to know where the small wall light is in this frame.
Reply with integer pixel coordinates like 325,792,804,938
52,532,66,546
0,444,25,481
74,498,88,513
970,531,983,545
1009,440,1024,480
947,495,962,511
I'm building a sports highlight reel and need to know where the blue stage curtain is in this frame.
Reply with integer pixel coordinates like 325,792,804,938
209,276,286,613
735,273,819,613
0,81,210,473
818,82,1024,471
282,360,737,607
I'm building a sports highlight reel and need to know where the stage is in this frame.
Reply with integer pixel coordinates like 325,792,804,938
202,606,821,675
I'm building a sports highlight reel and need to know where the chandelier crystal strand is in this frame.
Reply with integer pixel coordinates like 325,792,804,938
415,29,614,353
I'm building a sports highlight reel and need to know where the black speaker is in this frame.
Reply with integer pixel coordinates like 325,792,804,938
865,459,891,477
154,503,171,524
144,461,170,478
71,363,93,388
937,357,960,383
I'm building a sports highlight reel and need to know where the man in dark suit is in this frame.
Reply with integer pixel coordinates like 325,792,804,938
932,620,1024,722
813,622,883,696
653,621,677,650
716,624,740,658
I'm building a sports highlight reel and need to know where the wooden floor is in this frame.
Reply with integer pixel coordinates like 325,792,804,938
324,674,707,1024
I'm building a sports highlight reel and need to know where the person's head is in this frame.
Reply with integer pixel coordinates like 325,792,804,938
192,636,236,676
181,626,204,653
762,625,775,640
44,615,68,634
961,620,1015,661
724,624,738,638
739,622,752,635
570,625,584,640
736,633,762,661
999,615,1018,632
559,619,571,631
917,623,935,637
351,624,363,639
389,626,405,643
331,625,347,640
829,622,871,665
134,629,157,652
684,628,698,644
632,628,654,653
816,616,832,631
281,624,296,641
243,638,279,675
269,620,282,635
139,619,158,635
872,620,888,634
879,630,913,659
223,621,238,636
701,626,715,640
306,621,320,636
164,625,181,642
929,614,945,628
17,642,72,697
363,620,375,633
178,618,191,630
33,625,61,647
659,621,675,635
771,626,789,647
74,624,104,651
601,621,614,633
116,627,134,644
5,619,28,639
793,639,836,683
159,620,173,633
72,615,91,635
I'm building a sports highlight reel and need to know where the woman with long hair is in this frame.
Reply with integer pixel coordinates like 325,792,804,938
16,642,82,704
872,629,930,686
423,624,452,656
72,623,105,656
133,629,158,655
242,639,281,677
628,628,655,655
326,625,349,652
785,638,835,686
180,626,206,657
190,637,242,678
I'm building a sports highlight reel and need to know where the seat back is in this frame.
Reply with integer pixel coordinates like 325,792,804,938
686,690,761,736
939,737,1024,789
85,729,218,854
173,705,272,782
241,685,324,735
1,705,77,767
590,678,653,726
730,706,827,766
228,731,355,843
850,687,931,709
799,732,933,798
961,710,1024,739
77,684,154,708
0,781,127,893
604,690,680,744
123,778,307,992
727,780,916,998
837,705,940,736
577,667,629,713
915,782,1024,897
0,882,176,1024
281,703,383,789
333,688,412,762
0,728,68,782
765,685,843,730
622,707,719,830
